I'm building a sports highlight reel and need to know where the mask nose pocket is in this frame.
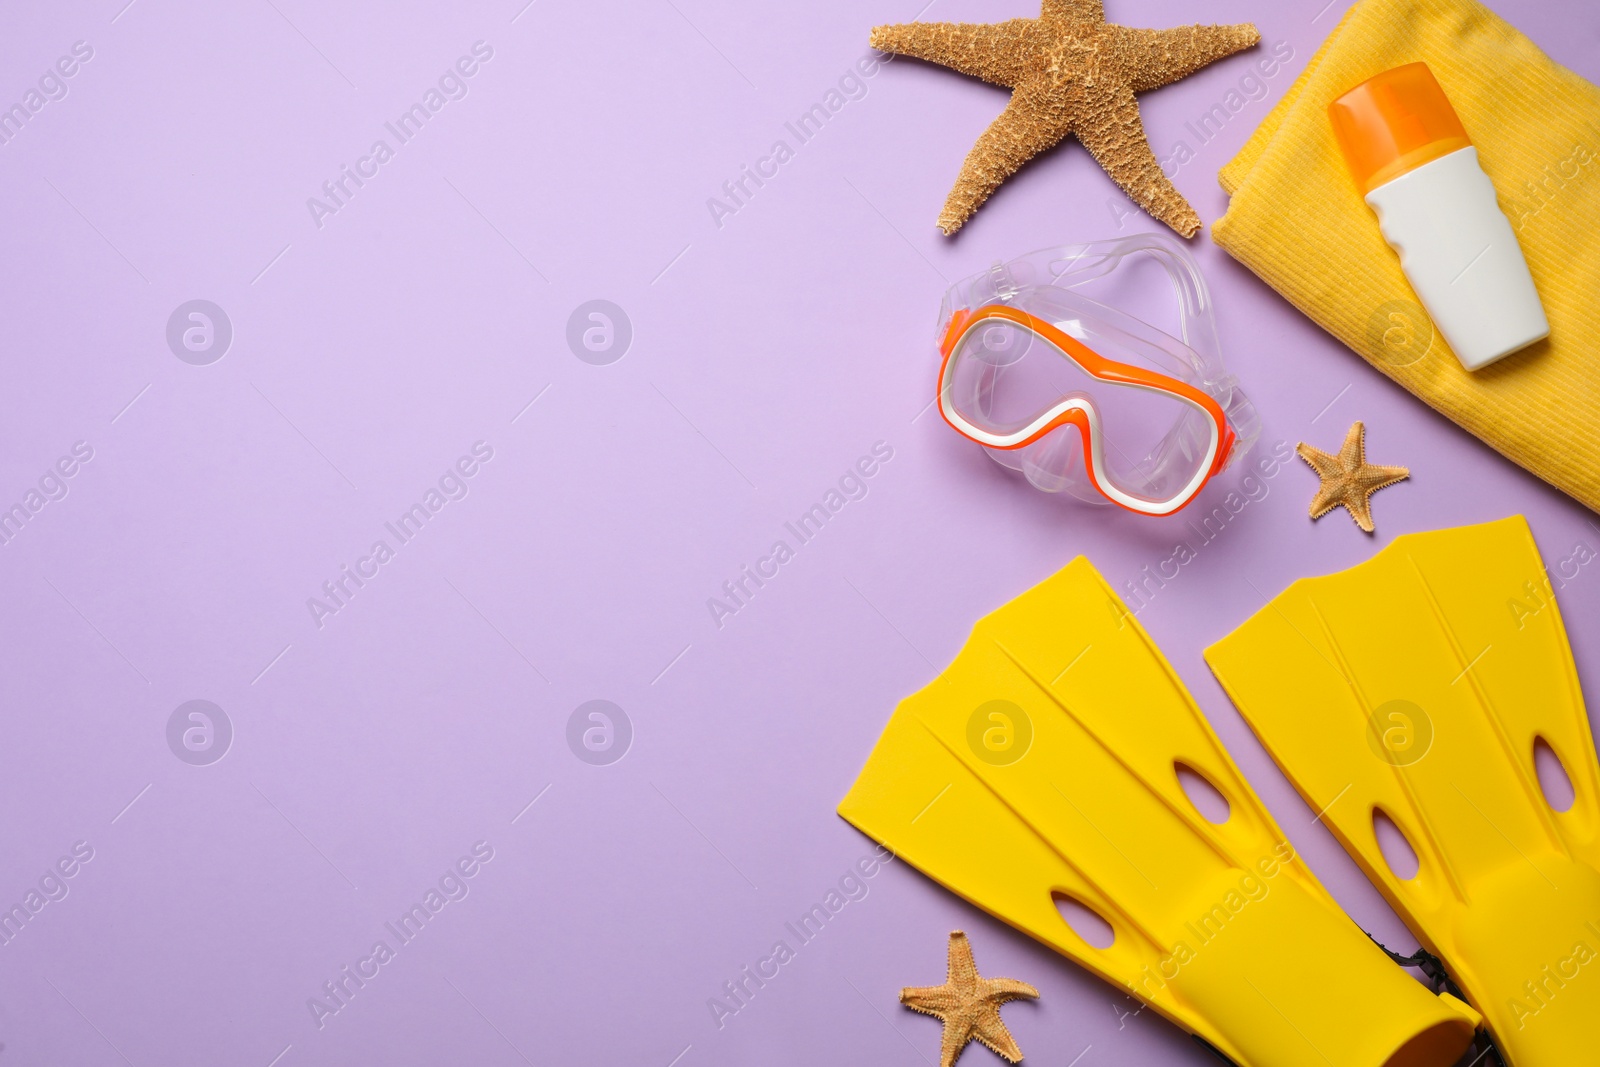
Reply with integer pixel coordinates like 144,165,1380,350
1016,424,1098,499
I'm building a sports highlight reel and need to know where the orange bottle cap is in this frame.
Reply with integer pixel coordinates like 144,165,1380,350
1328,62,1472,195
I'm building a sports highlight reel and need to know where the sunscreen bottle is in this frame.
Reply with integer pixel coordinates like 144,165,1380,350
1329,62,1548,370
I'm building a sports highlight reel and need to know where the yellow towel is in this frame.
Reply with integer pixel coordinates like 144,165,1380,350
1213,0,1600,510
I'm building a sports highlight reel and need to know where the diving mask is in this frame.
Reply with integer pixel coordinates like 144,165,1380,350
936,232,1259,516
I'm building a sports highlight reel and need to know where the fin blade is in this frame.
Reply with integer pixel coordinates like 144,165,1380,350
1207,517,1600,1059
839,557,1345,1054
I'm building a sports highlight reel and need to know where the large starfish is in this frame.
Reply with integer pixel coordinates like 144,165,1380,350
901,931,1039,1067
871,0,1259,236
1297,421,1410,533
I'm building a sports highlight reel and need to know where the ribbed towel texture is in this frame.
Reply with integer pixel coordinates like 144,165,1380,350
1213,0,1600,510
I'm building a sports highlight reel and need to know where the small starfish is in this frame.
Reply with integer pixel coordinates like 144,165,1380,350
1297,421,1410,533
871,0,1259,236
901,931,1039,1067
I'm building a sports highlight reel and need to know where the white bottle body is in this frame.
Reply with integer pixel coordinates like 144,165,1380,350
1364,146,1548,370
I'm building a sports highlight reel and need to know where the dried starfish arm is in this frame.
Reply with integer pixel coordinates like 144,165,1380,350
901,986,962,1013
1344,494,1378,531
869,21,1037,87
1073,81,1200,236
985,977,1041,1001
937,89,1073,234
1117,23,1262,92
1042,0,1104,20
1355,466,1411,491
943,1025,981,1067
971,1015,1026,1063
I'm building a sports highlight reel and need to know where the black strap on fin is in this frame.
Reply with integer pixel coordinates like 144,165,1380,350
1364,931,1505,1067
1190,1033,1239,1065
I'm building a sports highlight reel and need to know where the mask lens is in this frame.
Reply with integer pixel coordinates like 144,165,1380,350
946,318,1054,432
1082,373,1211,491
946,311,1220,507
1096,401,1219,505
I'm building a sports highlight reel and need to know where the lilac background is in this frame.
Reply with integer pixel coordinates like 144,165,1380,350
1,0,1597,1063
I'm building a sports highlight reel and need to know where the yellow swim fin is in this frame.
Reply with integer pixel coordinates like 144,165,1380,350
1206,517,1600,1065
839,557,1478,1066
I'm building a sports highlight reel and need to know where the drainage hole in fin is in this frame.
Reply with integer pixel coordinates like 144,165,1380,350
1373,808,1420,880
1053,892,1115,949
1176,762,1231,824
1534,737,1576,813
